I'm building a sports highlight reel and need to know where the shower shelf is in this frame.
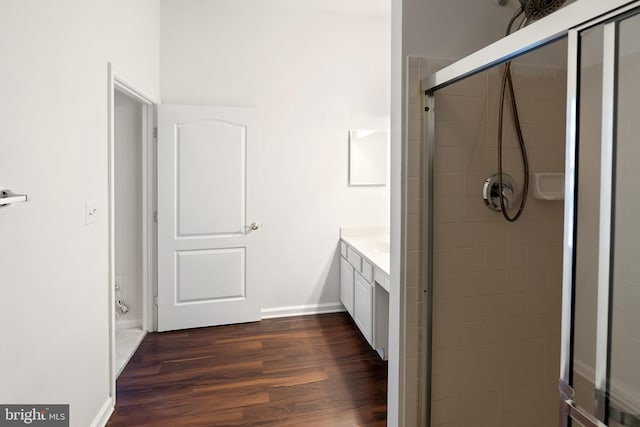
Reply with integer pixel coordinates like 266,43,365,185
533,172,564,200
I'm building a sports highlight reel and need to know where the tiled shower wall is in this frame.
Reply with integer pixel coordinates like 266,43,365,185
408,56,568,427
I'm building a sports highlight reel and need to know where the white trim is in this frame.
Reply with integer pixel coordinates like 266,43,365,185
89,397,114,427
260,303,345,319
107,63,117,412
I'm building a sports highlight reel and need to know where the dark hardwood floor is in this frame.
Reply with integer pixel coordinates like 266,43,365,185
107,313,387,426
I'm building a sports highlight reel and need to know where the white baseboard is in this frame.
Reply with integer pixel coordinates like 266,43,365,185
90,396,114,427
115,319,142,330
261,302,345,319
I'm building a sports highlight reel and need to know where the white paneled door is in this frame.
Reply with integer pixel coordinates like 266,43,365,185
157,105,260,331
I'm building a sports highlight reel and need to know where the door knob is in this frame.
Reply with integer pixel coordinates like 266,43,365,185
249,222,260,231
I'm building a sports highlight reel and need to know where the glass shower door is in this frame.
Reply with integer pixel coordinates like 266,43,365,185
562,7,640,427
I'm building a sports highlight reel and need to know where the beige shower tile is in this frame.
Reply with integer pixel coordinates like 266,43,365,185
435,147,464,172
464,173,485,198
466,72,488,97
528,243,552,267
483,294,506,320
485,245,506,271
525,290,547,314
525,220,549,243
434,273,463,300
517,99,548,124
526,266,547,292
482,390,505,419
506,244,527,269
431,396,459,425
434,223,463,249
462,272,486,297
435,121,466,147
506,293,526,317
464,147,489,173
504,339,527,366
434,297,464,325
408,66,421,105
439,79,466,96
520,123,551,148
505,221,528,245
504,365,525,392
408,102,422,140
524,337,545,364
485,220,506,246
436,95,466,122
408,142,424,177
433,322,464,349
462,321,484,347
464,122,488,148
463,296,484,321
435,198,466,223
465,96,487,122
460,222,484,247
463,198,488,222
483,367,505,392
484,343,507,368
484,270,506,295
431,372,466,399
463,247,485,272
506,269,526,293
484,318,507,344
436,173,466,198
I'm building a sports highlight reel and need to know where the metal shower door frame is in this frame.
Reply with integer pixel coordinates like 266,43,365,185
561,5,640,427
420,1,640,426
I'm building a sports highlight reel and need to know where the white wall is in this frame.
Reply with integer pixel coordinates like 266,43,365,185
0,1,159,426
114,91,144,326
160,0,391,313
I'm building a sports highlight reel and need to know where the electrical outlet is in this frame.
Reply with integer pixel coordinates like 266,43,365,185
85,200,97,225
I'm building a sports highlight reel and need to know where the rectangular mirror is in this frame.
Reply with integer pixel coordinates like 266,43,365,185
348,129,388,186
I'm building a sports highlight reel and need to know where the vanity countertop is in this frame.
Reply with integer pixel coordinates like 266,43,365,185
340,226,390,276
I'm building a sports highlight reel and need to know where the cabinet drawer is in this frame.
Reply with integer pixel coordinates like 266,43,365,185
361,259,373,283
340,241,347,258
346,247,362,272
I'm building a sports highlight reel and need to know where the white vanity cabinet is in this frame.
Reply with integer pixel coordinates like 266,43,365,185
340,256,354,317
354,272,373,345
339,235,390,360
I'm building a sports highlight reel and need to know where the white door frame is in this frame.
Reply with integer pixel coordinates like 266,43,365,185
107,63,159,405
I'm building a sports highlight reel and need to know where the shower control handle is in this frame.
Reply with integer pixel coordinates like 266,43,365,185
483,173,515,212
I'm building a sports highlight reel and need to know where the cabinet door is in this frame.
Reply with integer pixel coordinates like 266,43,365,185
354,272,373,345
340,257,354,317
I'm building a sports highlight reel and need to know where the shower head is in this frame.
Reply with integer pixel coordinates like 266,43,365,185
519,0,567,21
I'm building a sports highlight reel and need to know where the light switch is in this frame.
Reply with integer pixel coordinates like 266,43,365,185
85,200,97,225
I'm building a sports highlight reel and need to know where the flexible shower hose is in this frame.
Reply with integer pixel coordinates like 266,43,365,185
497,9,530,222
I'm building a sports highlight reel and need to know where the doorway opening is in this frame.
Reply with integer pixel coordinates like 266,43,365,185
113,89,146,376
107,64,158,403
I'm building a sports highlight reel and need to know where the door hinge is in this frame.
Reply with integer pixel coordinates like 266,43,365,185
153,127,158,138
153,211,158,222
154,296,158,306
